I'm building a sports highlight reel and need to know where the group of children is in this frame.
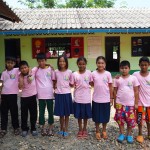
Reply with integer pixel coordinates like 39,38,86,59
0,53,149,144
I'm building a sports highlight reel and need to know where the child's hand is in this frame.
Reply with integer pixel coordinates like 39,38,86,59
27,75,33,84
134,103,138,110
110,99,113,106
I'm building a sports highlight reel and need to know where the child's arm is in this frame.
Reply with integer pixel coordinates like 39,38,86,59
109,83,113,106
0,80,3,94
89,81,94,87
18,75,24,90
134,86,139,110
113,87,118,109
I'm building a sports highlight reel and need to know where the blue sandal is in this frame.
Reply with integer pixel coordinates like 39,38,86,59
126,136,134,144
57,131,63,137
117,134,126,143
63,131,69,138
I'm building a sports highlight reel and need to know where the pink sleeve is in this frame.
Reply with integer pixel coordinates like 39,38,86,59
31,67,38,74
108,72,112,83
133,76,140,87
0,72,4,81
113,79,118,87
69,72,74,84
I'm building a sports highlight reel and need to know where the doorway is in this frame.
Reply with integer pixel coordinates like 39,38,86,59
105,37,120,72
5,39,21,67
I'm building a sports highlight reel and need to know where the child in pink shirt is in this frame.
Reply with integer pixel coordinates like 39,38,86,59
114,60,139,144
91,56,113,140
54,55,73,138
0,57,19,138
36,53,54,136
72,57,92,139
133,57,150,143
18,61,37,137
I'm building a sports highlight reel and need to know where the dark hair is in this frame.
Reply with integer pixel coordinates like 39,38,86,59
139,56,150,64
120,60,130,68
36,52,46,60
19,61,29,69
96,56,106,64
57,55,68,70
76,57,87,64
5,56,16,62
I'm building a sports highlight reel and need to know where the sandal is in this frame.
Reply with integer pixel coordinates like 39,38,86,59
136,135,144,143
63,131,69,138
14,128,20,136
47,129,54,136
102,132,108,139
96,132,101,140
77,131,83,139
41,128,47,136
82,131,88,139
57,131,63,137
0,130,7,138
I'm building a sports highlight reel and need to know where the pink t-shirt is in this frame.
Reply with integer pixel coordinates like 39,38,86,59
1,68,19,94
72,70,92,104
114,75,140,106
133,71,150,107
21,67,37,97
92,70,112,103
36,67,54,99
54,69,72,94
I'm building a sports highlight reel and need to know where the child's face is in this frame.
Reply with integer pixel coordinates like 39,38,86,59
96,59,106,71
37,59,46,68
6,60,15,70
77,60,86,72
139,61,150,72
120,65,130,76
59,57,66,69
20,65,29,75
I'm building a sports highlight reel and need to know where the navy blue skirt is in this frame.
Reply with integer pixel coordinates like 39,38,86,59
54,93,74,117
74,102,92,119
92,101,110,123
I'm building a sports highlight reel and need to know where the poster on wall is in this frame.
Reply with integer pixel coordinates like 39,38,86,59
87,36,102,58
71,37,84,58
32,38,45,58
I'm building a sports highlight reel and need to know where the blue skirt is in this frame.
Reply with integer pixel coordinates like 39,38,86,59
74,102,92,119
92,101,110,123
54,93,74,117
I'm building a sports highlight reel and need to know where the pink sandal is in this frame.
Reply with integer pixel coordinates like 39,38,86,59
82,131,88,138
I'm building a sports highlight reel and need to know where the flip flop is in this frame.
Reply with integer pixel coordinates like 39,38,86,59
57,131,63,137
63,131,69,138
47,129,54,136
41,128,47,136
136,135,144,143
77,131,83,139
102,132,108,139
82,131,88,139
0,130,7,138
14,128,20,136
96,132,101,140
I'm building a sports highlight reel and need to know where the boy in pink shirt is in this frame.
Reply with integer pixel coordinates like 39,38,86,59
19,61,38,137
133,57,150,143
35,53,54,136
0,57,19,138
114,60,139,144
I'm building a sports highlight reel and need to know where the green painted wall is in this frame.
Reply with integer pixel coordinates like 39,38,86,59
0,33,150,73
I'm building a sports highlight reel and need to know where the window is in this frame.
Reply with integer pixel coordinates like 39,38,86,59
132,37,150,56
32,37,84,59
